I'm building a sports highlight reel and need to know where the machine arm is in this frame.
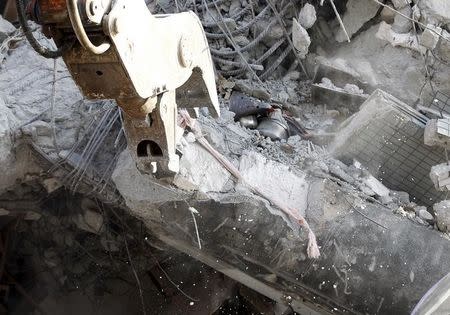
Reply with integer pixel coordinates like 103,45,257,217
21,0,220,178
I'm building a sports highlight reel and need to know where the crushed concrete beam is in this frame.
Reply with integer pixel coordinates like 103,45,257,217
115,165,450,314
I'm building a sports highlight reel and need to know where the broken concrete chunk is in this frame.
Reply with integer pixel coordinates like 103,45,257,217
392,5,412,34
237,151,309,216
0,15,16,41
0,97,21,193
354,161,390,197
433,200,450,232
22,120,52,138
229,0,242,16
42,178,62,194
234,35,250,46
73,210,104,234
298,3,316,29
112,151,186,221
418,0,450,25
380,4,396,24
391,0,411,9
317,78,365,96
234,80,271,100
438,29,450,62
292,18,310,58
175,141,232,192
418,208,435,224
424,118,450,149
335,0,380,43
344,83,365,95
376,21,426,54
430,163,450,191
420,24,442,50
327,160,355,184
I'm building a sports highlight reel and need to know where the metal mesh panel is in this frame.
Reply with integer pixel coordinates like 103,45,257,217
334,90,447,207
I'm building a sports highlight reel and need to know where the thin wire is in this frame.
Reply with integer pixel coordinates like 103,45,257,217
124,237,147,315
144,239,200,302
50,59,59,151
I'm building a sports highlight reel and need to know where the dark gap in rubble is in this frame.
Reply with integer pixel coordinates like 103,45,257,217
0,183,285,314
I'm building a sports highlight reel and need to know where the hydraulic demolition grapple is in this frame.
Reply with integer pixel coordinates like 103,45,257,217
15,0,220,178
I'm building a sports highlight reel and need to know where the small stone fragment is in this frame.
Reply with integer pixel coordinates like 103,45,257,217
292,18,311,58
298,3,317,29
390,190,410,205
429,163,450,191
73,210,104,234
418,209,435,224
433,200,450,232
420,24,442,50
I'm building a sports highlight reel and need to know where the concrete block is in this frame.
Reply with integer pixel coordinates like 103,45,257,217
430,163,450,191
73,210,104,234
175,141,232,193
420,24,442,50
335,0,380,43
292,18,310,58
298,3,316,29
434,200,450,232
376,21,426,54
237,151,309,216
424,118,450,149
112,151,187,222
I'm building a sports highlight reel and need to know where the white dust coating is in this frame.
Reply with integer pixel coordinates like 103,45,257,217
238,151,309,217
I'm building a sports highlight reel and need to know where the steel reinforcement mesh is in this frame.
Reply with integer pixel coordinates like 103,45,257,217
336,92,447,207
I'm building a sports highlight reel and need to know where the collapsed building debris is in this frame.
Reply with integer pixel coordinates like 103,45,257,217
3,0,450,314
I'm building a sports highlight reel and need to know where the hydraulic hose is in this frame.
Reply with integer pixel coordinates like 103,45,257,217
66,0,110,54
15,0,65,58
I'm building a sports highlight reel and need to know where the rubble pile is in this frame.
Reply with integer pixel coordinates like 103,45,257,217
3,0,450,314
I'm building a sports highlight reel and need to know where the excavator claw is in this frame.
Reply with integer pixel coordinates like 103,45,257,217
22,0,220,178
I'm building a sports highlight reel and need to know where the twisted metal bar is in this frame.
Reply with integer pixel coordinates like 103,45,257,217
205,5,271,39
202,5,252,28
260,45,292,80
256,37,286,64
212,56,264,71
